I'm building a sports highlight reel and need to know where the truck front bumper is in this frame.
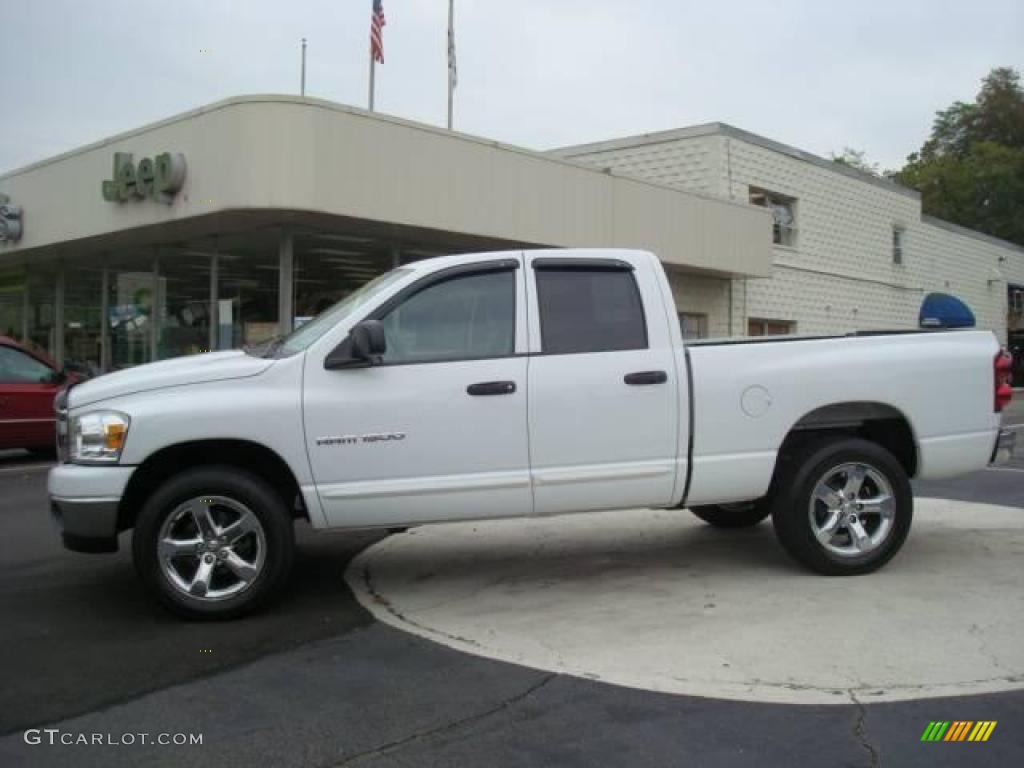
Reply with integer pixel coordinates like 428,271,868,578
990,428,1017,465
48,464,135,553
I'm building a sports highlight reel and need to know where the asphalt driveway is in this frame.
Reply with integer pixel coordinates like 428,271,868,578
0,398,1021,768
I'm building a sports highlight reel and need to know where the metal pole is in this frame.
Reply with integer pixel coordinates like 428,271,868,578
278,229,294,335
54,264,65,367
209,253,219,351
100,266,109,372
150,254,160,362
368,58,375,111
447,0,455,130
300,38,307,96
20,278,28,342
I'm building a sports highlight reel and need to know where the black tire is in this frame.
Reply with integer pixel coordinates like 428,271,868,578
132,466,295,619
771,437,912,576
28,446,58,460
690,501,772,528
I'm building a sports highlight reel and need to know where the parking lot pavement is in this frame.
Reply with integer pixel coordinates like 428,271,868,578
2,452,1022,767
0,461,384,734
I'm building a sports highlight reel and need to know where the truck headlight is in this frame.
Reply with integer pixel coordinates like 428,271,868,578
70,411,131,464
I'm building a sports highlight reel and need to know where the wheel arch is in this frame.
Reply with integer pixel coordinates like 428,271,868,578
117,439,304,532
776,401,918,480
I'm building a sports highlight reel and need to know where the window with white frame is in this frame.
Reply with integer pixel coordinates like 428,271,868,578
749,188,797,247
892,226,905,265
678,312,708,340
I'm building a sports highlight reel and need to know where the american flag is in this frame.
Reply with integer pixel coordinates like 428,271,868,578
370,0,386,64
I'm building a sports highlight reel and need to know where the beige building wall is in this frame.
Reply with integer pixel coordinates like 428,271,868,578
0,96,771,281
560,126,1024,344
665,267,732,337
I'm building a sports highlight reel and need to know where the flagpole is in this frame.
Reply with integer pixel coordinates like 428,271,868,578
368,57,375,111
300,38,307,96
446,0,454,130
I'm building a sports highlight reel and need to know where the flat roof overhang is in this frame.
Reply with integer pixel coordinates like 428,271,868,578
0,95,773,278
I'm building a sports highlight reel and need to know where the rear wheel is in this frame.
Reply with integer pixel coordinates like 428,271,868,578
771,437,912,575
690,500,771,528
132,466,295,619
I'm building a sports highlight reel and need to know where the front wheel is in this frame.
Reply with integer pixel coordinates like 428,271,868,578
771,437,912,575
132,466,295,619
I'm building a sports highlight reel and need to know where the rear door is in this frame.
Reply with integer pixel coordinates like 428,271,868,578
0,345,58,450
525,252,681,515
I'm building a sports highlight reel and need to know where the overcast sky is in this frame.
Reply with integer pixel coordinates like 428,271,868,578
2,0,1022,175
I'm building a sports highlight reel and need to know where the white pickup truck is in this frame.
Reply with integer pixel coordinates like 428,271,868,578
49,249,1015,618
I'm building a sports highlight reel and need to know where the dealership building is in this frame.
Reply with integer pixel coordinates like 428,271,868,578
0,94,1021,374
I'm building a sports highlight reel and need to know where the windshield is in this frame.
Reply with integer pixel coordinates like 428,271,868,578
267,268,412,357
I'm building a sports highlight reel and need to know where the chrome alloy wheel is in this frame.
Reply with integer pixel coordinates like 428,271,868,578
157,496,266,601
808,462,895,557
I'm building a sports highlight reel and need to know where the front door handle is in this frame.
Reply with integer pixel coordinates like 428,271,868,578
467,381,517,396
624,370,668,386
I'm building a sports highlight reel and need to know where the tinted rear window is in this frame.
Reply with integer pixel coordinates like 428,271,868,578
535,268,647,354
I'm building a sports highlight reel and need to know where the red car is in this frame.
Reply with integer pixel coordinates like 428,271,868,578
0,337,69,457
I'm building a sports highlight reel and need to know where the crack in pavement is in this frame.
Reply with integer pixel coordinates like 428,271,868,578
360,564,488,651
848,690,880,768
328,673,557,767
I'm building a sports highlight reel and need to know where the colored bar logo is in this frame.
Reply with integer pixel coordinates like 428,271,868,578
921,721,997,742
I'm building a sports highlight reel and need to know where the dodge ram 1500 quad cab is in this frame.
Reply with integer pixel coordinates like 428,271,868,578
48,249,1016,618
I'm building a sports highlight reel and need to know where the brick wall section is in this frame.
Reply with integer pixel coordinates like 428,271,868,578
563,129,1024,344
665,266,732,337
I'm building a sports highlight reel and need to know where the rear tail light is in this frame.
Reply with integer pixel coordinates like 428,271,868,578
995,350,1013,413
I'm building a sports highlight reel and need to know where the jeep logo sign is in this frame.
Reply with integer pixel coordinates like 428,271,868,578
102,152,186,204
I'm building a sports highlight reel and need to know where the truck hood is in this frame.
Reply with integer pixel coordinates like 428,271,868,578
69,350,275,409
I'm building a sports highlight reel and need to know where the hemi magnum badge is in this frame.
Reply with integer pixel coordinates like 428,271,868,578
316,433,405,446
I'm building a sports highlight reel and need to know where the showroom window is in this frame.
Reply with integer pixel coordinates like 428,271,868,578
748,318,795,336
678,312,708,340
535,265,647,354
749,187,797,247
380,269,515,364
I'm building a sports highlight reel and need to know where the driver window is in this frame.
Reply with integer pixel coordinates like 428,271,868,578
380,269,515,364
0,346,55,384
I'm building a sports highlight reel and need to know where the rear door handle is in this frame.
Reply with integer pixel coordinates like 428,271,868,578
467,381,517,396
624,370,668,386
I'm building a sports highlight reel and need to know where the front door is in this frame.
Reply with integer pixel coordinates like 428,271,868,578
0,345,58,450
303,257,532,528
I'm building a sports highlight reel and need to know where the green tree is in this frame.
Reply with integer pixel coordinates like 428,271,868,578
895,67,1024,246
830,147,881,176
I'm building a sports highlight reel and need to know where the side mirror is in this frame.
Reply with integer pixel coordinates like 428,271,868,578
350,319,386,360
324,319,387,370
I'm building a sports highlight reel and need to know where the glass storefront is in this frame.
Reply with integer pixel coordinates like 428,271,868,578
217,230,280,349
25,263,57,361
158,246,214,360
63,262,104,374
293,232,394,326
106,251,159,369
2,225,471,373
0,264,26,342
